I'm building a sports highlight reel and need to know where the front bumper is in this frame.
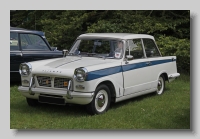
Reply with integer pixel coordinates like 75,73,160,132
18,86,94,105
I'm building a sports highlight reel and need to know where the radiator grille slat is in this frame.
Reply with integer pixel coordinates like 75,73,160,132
37,76,51,87
36,76,70,89
54,77,69,88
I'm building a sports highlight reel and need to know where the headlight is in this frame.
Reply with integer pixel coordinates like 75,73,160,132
74,68,88,82
19,63,32,76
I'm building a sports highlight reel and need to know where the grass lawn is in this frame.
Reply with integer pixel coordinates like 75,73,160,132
10,73,190,129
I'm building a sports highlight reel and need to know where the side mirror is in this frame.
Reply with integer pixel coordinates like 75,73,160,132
124,55,133,64
62,49,68,57
126,55,133,60
51,47,57,51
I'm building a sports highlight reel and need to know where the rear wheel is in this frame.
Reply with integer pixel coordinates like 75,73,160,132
156,75,165,95
86,84,111,115
26,98,38,107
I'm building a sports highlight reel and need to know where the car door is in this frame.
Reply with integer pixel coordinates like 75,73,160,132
10,32,23,80
19,33,62,62
122,38,153,96
142,38,162,89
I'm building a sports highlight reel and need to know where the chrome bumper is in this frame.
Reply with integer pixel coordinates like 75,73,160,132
18,86,94,105
168,73,180,82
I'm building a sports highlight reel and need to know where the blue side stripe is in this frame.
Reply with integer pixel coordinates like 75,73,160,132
151,59,172,65
86,66,122,81
122,62,146,71
86,59,175,81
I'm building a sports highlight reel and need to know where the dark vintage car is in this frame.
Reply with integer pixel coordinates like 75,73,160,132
10,27,63,81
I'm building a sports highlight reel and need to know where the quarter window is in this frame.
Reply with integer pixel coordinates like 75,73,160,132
143,39,161,57
126,39,144,60
10,32,19,51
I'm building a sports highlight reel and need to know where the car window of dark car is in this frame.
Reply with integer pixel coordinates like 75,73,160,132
10,32,19,51
20,34,50,51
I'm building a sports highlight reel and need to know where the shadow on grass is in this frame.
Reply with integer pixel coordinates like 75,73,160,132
110,92,156,110
11,98,89,116
11,93,158,117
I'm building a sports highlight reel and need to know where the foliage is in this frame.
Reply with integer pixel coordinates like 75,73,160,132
10,10,190,72
157,36,190,73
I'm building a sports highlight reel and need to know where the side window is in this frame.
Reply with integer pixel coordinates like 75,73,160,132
20,34,50,51
143,39,161,57
126,39,144,60
10,32,19,51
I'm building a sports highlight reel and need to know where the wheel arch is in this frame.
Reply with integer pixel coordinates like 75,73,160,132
158,72,169,82
97,80,116,103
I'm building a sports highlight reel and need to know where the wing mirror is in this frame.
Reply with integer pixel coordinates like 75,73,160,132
51,47,58,51
62,49,68,57
125,55,133,64
126,55,133,60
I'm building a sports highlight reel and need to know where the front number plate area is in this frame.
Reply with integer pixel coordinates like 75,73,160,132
39,95,65,105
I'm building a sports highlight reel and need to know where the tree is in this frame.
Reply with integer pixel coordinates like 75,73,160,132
10,10,190,73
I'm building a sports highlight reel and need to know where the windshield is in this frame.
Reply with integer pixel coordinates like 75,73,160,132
68,39,124,59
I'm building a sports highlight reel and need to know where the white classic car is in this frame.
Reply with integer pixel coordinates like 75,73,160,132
18,33,180,115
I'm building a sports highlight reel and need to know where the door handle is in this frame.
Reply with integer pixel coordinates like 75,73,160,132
15,53,22,56
146,61,151,66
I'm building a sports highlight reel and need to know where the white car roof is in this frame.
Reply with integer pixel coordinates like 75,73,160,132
78,33,155,40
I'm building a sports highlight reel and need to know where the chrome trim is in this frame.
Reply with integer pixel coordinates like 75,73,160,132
18,86,94,98
74,67,88,82
29,76,35,95
97,94,105,107
66,80,73,99
71,92,94,98
19,62,32,76
168,73,180,79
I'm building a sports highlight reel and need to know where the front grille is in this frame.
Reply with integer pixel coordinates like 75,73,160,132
54,77,69,88
36,76,70,89
37,76,51,87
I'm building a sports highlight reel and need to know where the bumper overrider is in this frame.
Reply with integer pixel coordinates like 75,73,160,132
18,78,94,105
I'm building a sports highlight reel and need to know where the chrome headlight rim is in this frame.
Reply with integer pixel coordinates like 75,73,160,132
19,63,32,76
74,67,88,82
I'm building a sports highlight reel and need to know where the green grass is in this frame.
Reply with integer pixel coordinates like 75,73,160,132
10,74,190,129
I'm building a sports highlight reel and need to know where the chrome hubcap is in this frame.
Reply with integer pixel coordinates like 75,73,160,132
95,89,108,112
97,94,105,107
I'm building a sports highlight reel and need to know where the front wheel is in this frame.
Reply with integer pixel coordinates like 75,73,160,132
156,75,165,95
86,84,111,115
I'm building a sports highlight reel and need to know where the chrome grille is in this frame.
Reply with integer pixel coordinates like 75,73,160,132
54,77,69,88
36,75,70,89
37,76,51,87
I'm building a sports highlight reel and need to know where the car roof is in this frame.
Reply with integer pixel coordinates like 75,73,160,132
78,33,154,40
10,27,45,36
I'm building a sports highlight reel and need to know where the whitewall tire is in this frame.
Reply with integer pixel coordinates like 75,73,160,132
86,84,111,115
156,75,165,95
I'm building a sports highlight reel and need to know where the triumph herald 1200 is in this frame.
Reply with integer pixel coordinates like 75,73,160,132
18,33,180,115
